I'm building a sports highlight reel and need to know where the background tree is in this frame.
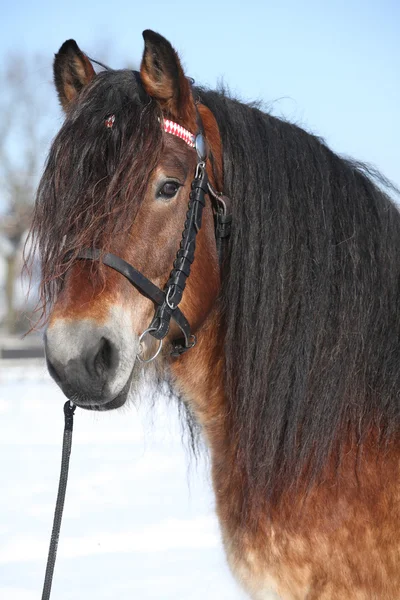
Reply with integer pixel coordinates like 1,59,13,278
0,54,55,333
0,48,128,334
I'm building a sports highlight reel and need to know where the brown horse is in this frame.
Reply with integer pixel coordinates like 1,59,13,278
28,31,400,599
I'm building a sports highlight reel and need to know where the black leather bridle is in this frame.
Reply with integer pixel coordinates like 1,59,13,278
75,116,231,360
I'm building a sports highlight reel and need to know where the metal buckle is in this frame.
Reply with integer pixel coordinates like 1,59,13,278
195,161,206,180
166,286,177,310
137,327,163,363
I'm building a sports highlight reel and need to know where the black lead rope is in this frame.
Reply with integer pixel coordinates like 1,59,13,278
41,401,76,600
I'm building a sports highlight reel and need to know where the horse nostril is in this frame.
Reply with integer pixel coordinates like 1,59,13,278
93,337,118,377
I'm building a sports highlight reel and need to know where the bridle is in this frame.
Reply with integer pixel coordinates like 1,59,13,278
75,104,231,362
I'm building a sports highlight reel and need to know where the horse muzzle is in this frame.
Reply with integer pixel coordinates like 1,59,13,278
44,311,140,409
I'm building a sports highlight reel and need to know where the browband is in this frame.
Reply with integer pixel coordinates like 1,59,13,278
163,119,195,147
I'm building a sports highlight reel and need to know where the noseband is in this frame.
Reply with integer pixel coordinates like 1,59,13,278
75,112,231,360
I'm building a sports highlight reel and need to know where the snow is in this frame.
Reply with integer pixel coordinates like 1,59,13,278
0,361,247,599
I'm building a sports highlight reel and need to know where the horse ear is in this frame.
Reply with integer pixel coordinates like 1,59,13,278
140,30,196,126
54,40,95,112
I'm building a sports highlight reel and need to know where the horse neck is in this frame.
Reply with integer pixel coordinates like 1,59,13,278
170,305,226,438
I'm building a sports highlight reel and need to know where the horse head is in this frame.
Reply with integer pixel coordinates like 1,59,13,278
36,31,222,410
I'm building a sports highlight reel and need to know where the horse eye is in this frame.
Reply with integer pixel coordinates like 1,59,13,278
158,181,181,200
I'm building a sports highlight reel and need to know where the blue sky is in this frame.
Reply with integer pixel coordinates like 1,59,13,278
1,0,399,189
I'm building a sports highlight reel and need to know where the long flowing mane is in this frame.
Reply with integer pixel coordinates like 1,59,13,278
199,88,400,501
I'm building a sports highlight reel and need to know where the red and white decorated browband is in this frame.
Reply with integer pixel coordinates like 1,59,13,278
163,119,195,148
105,114,195,149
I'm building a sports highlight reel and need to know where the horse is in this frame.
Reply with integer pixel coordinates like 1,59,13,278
27,30,400,599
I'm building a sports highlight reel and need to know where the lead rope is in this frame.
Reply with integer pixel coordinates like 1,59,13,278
41,401,76,600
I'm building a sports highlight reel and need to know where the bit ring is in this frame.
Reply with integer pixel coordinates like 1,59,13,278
137,327,163,363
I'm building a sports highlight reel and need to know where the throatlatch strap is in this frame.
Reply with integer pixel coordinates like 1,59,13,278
41,401,76,600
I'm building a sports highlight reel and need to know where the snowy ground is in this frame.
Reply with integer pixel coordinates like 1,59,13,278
0,361,247,599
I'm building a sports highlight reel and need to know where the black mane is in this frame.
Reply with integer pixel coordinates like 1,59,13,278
199,88,400,500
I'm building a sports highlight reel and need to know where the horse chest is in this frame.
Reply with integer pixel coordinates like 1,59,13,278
219,519,313,600
219,514,400,599
214,480,400,600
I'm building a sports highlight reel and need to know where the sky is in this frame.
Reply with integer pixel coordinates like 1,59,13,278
1,0,399,192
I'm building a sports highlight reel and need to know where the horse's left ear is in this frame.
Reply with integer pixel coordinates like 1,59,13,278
140,30,196,126
54,40,95,112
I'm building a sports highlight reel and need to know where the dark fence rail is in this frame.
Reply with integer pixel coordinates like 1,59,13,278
0,334,44,361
